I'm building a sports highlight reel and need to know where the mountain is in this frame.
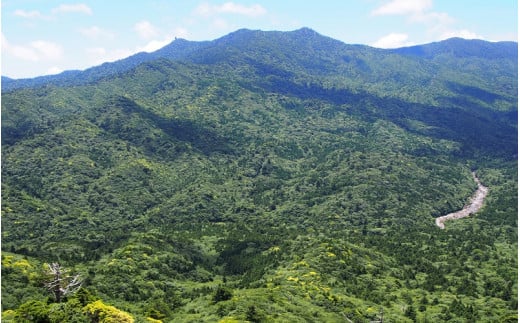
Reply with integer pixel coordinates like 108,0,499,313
4,28,516,93
2,28,517,322
1,38,210,92
390,37,518,59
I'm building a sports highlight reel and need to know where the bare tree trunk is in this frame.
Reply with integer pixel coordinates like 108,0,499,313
45,263,82,303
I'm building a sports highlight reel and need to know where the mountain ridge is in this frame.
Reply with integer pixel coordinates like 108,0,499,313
390,37,518,59
2,27,516,91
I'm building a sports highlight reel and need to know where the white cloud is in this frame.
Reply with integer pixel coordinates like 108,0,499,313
139,38,172,52
439,29,483,40
370,0,480,44
14,9,45,19
2,33,39,61
219,2,266,16
371,0,432,16
411,11,454,25
195,3,212,16
138,27,189,52
87,47,134,65
52,3,92,15
80,26,115,40
86,27,189,65
2,34,63,61
370,0,455,29
195,2,266,17
134,20,159,40
212,18,230,29
372,33,414,48
30,40,64,60
172,27,189,39
46,66,64,75
87,47,107,56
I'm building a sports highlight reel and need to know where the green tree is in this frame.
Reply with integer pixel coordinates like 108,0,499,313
83,300,134,323
246,305,262,322
213,285,233,303
13,300,50,323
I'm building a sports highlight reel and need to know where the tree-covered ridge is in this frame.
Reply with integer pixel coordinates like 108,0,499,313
1,28,517,322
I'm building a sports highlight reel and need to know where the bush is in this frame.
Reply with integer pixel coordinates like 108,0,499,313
14,300,50,323
83,300,134,323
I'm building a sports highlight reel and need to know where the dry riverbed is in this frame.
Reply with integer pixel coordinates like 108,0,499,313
435,172,488,229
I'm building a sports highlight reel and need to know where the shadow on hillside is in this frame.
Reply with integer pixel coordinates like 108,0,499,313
249,76,517,159
445,81,505,104
95,96,233,156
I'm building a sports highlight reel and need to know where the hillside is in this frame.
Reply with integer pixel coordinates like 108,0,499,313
1,28,517,322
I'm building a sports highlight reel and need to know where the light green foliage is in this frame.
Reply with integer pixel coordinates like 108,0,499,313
83,300,134,323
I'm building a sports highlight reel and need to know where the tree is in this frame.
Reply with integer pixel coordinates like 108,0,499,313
44,263,82,303
213,285,233,303
83,300,134,322
246,305,262,322
13,300,50,323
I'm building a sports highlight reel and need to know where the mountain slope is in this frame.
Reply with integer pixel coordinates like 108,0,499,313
390,37,518,59
2,28,517,322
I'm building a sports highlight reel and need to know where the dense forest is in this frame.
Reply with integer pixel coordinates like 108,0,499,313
2,28,517,322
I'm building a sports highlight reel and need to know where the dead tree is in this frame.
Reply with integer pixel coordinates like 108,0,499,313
45,262,82,303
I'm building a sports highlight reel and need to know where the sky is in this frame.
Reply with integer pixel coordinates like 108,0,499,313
1,0,518,79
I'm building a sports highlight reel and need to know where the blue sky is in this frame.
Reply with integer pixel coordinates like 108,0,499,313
2,0,517,79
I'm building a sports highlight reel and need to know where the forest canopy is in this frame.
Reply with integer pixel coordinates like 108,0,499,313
1,28,517,322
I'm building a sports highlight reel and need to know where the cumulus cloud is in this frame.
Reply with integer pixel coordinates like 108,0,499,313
372,33,413,48
2,34,63,61
371,0,482,42
14,9,46,19
87,47,134,65
371,0,432,16
134,20,160,40
411,11,454,25
86,27,189,66
195,2,267,17
52,3,92,15
46,66,64,75
439,29,483,40
139,38,172,52
138,28,189,52
371,0,452,27
2,33,39,61
30,40,64,59
14,3,91,20
79,26,115,40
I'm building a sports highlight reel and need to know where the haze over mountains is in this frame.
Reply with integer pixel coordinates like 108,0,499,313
2,28,517,322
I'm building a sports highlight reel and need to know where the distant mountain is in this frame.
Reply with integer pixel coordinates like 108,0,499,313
1,38,209,92
390,37,518,59
2,28,517,322
3,28,516,92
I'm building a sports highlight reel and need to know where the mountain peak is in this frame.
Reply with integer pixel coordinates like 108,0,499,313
292,27,319,35
3,28,517,92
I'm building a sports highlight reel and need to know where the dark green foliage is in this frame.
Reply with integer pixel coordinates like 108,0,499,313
246,305,263,322
13,300,50,323
213,285,233,303
1,28,517,321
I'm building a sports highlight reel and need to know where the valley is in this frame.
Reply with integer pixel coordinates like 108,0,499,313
435,172,489,229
